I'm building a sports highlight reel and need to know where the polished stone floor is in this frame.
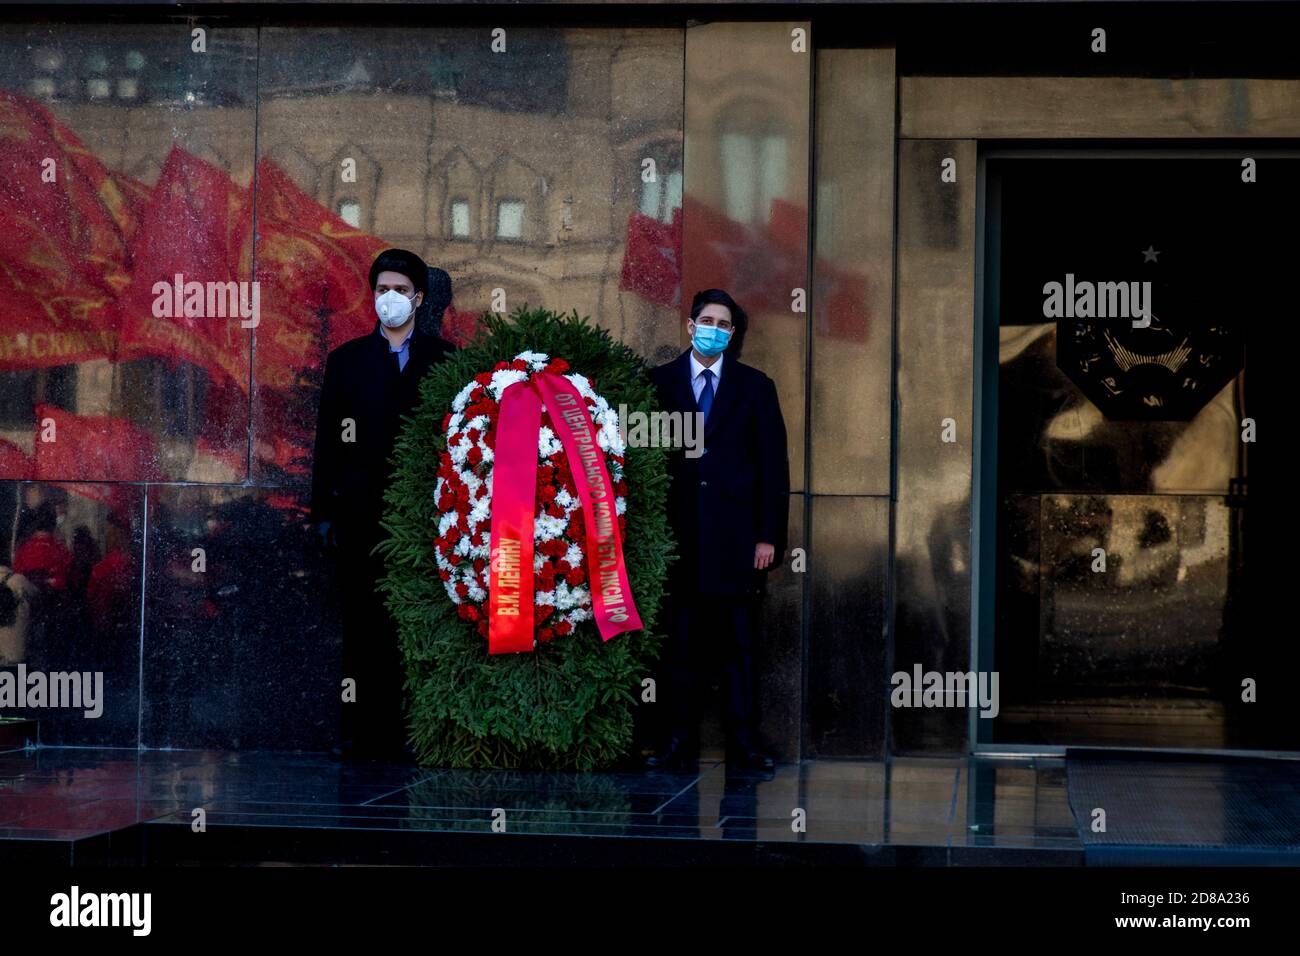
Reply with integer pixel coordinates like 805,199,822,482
0,746,1296,866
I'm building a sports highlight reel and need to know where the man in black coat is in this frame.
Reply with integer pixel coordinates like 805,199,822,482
311,248,456,761
645,288,790,771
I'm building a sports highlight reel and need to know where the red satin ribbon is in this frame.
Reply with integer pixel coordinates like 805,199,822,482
486,372,643,655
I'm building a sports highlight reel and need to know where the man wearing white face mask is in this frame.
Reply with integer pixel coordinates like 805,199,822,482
311,248,456,762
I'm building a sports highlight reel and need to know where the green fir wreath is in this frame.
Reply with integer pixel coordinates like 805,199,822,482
376,306,673,770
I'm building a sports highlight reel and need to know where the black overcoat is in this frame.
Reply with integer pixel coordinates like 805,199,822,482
310,321,455,550
649,350,790,597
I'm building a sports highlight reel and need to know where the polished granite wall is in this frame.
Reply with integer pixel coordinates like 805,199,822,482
1,12,1284,762
0,18,904,763
0,21,694,753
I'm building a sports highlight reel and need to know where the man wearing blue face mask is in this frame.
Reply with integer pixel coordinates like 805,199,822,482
646,289,790,771
311,248,456,762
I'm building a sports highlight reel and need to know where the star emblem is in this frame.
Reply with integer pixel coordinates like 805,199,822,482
1142,245,1160,263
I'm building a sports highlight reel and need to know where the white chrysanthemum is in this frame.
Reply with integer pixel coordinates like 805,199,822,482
535,513,568,539
537,426,563,458
452,381,478,411
489,368,528,398
564,372,593,395
435,360,628,630
599,409,625,456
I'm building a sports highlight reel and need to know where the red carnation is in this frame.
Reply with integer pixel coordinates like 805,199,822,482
545,358,570,374
442,413,453,432
568,567,586,585
467,447,483,466
474,372,493,386
477,620,489,638
538,627,555,643
539,539,567,558
454,582,469,599
555,620,573,636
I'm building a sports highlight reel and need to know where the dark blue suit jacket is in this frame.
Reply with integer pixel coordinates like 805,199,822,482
650,350,790,597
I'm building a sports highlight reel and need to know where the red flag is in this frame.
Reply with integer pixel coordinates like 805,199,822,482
619,208,681,307
102,168,152,245
251,157,389,390
250,158,396,482
0,437,34,479
679,195,867,340
440,301,480,347
0,90,133,370
33,404,161,482
113,144,252,391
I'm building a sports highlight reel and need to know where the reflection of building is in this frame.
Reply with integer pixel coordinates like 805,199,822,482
255,29,686,360
0,26,684,486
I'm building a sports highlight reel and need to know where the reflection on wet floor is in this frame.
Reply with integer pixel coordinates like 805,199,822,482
3,747,1296,865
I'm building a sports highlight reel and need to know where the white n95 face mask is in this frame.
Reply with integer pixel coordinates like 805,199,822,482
375,289,414,327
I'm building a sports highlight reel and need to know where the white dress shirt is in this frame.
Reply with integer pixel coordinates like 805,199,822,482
689,351,723,403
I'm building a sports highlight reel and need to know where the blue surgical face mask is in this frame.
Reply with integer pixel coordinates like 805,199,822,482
691,323,731,357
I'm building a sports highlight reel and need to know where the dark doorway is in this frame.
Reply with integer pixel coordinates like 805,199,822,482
977,153,1293,752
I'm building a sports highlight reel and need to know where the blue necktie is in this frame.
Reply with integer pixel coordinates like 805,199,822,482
697,368,714,423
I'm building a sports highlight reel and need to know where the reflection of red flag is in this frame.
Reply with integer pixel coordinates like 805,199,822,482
768,197,807,255
815,267,869,341
0,438,34,478
252,157,388,391
440,302,480,347
114,144,252,391
103,169,152,245
33,404,161,481
251,158,393,483
680,195,866,340
0,90,133,369
619,208,681,307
